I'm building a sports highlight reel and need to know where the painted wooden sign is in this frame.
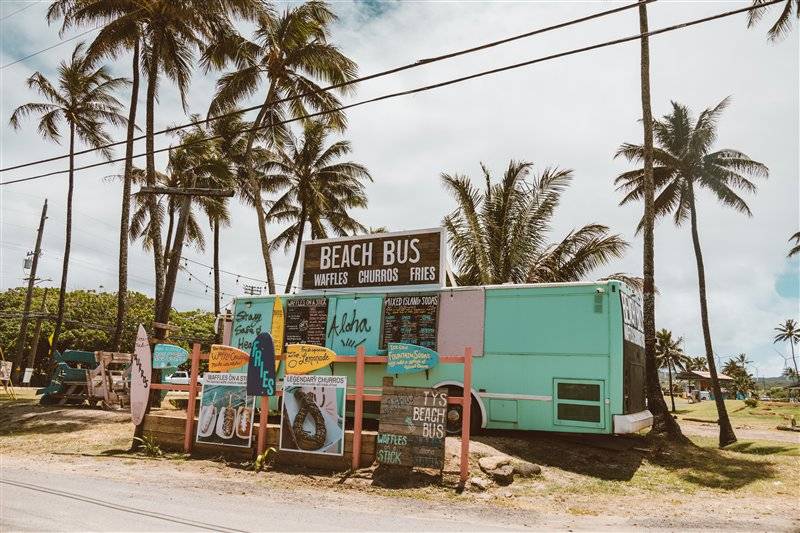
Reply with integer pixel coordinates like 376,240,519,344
271,297,284,371
153,343,188,369
130,324,152,426
376,384,448,469
300,228,443,290
387,343,439,374
325,295,382,355
381,294,439,350
285,344,337,374
247,332,276,396
209,344,249,373
231,299,273,352
285,297,328,346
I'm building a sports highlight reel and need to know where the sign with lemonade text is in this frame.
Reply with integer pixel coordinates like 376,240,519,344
285,344,336,374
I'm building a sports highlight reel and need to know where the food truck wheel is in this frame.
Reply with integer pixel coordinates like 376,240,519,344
438,386,481,435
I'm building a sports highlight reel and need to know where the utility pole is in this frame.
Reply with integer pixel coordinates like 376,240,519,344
25,287,49,383
13,199,47,383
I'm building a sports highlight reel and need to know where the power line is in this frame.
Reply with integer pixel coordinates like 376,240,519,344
0,0,781,188
0,0,653,173
0,3,37,23
0,24,103,70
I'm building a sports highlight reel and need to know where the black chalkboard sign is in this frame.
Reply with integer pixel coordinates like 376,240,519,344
381,294,439,350
285,297,329,347
376,382,448,469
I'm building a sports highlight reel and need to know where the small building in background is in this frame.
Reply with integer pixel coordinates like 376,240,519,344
675,370,735,401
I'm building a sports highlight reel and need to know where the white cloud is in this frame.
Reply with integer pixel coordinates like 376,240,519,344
0,1,797,375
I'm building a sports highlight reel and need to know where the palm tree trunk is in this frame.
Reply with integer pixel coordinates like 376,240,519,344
50,124,76,358
243,86,277,294
157,188,193,325
285,214,306,293
668,361,676,412
145,46,165,320
112,38,140,352
213,217,221,343
637,2,680,437
687,185,736,446
254,190,276,294
790,337,798,375
163,200,175,267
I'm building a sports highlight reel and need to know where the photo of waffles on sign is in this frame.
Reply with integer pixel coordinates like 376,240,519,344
279,374,347,456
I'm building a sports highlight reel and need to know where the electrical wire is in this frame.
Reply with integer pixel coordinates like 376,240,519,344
0,25,103,69
0,0,653,173
0,3,37,23
0,0,782,187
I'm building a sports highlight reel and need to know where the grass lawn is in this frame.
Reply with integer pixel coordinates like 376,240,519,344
669,396,800,429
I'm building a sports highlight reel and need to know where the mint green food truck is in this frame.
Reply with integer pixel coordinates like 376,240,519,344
224,228,652,435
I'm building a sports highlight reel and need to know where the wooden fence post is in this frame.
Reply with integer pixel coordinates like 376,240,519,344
257,395,269,455
460,346,473,485
184,343,201,453
351,346,365,470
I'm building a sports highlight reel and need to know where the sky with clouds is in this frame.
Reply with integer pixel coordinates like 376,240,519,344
0,1,797,376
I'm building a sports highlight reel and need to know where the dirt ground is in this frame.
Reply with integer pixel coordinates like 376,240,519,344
2,391,799,531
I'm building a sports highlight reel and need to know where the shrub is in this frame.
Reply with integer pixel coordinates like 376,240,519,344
744,397,758,408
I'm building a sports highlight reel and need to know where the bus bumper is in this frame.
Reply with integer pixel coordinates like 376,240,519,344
613,410,653,434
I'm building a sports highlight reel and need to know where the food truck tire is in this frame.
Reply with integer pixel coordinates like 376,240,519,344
438,385,482,435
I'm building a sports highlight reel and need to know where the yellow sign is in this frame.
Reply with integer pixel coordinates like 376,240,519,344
285,344,336,374
271,297,284,372
209,344,249,372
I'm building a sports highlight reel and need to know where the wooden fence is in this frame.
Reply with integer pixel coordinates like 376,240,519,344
146,344,474,484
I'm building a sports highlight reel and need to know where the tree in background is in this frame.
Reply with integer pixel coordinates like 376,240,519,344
205,1,358,293
265,121,372,291
0,287,216,384
655,329,690,412
685,356,709,372
774,319,799,374
442,160,628,285
788,232,800,257
722,354,756,398
9,43,127,359
615,98,768,447
47,0,145,351
748,0,798,40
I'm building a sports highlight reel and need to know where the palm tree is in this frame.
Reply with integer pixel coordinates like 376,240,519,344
10,43,127,357
748,0,798,40
685,356,709,372
205,0,358,294
615,98,768,447
655,329,689,412
774,319,799,374
442,160,628,285
788,232,800,257
264,121,372,291
156,123,234,325
47,0,143,351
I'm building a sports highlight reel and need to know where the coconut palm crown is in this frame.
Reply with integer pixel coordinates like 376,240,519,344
442,160,628,286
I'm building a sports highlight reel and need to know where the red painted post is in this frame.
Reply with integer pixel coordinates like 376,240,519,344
351,345,365,470
460,347,473,485
184,343,201,453
257,395,269,455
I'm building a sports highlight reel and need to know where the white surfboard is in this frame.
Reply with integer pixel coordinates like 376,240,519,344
131,324,152,425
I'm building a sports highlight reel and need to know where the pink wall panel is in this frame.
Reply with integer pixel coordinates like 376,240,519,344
437,289,485,357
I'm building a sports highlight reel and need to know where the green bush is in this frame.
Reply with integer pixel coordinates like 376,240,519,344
743,397,758,408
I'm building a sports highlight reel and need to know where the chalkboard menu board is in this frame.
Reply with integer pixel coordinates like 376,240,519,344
285,297,328,347
381,294,439,350
377,383,448,469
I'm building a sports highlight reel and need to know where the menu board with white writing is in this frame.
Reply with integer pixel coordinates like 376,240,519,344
285,297,328,347
381,294,439,350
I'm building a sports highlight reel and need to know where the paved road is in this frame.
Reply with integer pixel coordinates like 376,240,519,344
1,466,538,532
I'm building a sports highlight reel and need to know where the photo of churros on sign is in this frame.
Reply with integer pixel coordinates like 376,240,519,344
279,374,346,456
